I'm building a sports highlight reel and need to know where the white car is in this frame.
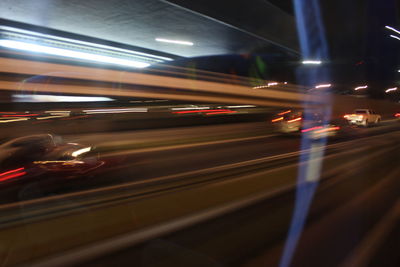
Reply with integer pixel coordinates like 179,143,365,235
271,110,340,139
344,109,381,127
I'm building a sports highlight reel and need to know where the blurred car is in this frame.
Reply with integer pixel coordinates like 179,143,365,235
0,134,103,183
343,109,381,126
271,110,340,139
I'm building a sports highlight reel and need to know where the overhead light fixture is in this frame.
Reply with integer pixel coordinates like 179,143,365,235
385,25,400,35
0,26,173,68
155,38,194,46
390,35,400,41
302,60,322,65
12,94,114,102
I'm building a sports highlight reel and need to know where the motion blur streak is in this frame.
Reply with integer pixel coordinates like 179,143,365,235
385,87,397,93
0,40,150,68
389,35,400,41
71,147,91,158
172,109,231,114
385,25,400,35
278,110,292,115
314,126,340,134
0,58,311,108
0,118,29,123
1,114,38,117
83,108,148,114
301,126,323,133
302,60,322,64
271,117,284,123
287,117,302,123
155,38,194,46
315,83,331,88
205,111,236,115
0,168,26,182
354,85,368,90
280,0,331,265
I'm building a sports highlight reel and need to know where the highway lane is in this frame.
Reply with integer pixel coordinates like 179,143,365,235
1,125,399,266
74,133,400,267
1,119,399,204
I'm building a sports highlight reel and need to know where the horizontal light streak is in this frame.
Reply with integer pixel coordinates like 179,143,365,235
13,94,114,102
385,87,397,93
83,108,148,114
385,25,400,35
271,117,284,123
0,118,29,123
354,85,368,90
155,38,193,46
225,105,256,108
390,35,400,41
171,107,210,111
302,60,322,65
71,147,91,158
315,84,331,89
0,40,151,68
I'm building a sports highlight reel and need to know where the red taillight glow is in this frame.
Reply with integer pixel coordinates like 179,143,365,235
0,167,26,182
271,117,284,123
301,126,323,133
278,110,291,115
287,117,302,123
314,126,341,134
395,113,400,117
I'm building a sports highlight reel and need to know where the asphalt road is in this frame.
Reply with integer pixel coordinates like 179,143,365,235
1,119,399,204
1,121,400,266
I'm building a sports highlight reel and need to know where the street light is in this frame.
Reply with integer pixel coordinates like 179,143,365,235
390,35,400,41
302,60,322,65
385,25,400,35
354,85,368,91
315,84,331,89
385,87,397,93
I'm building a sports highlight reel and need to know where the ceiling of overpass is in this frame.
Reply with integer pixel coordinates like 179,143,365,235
0,0,297,59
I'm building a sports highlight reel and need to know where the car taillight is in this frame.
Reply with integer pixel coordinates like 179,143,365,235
271,117,284,123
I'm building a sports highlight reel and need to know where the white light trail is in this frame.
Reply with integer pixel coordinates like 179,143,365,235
354,85,368,90
171,107,210,111
0,40,151,68
385,25,400,35
36,115,68,120
155,38,194,46
268,82,279,86
385,87,397,93
226,105,256,108
302,60,322,65
0,118,29,123
315,84,332,89
83,108,148,114
71,147,91,157
12,94,114,102
390,35,400,41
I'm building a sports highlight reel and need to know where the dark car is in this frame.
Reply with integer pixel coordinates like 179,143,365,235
0,134,103,184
